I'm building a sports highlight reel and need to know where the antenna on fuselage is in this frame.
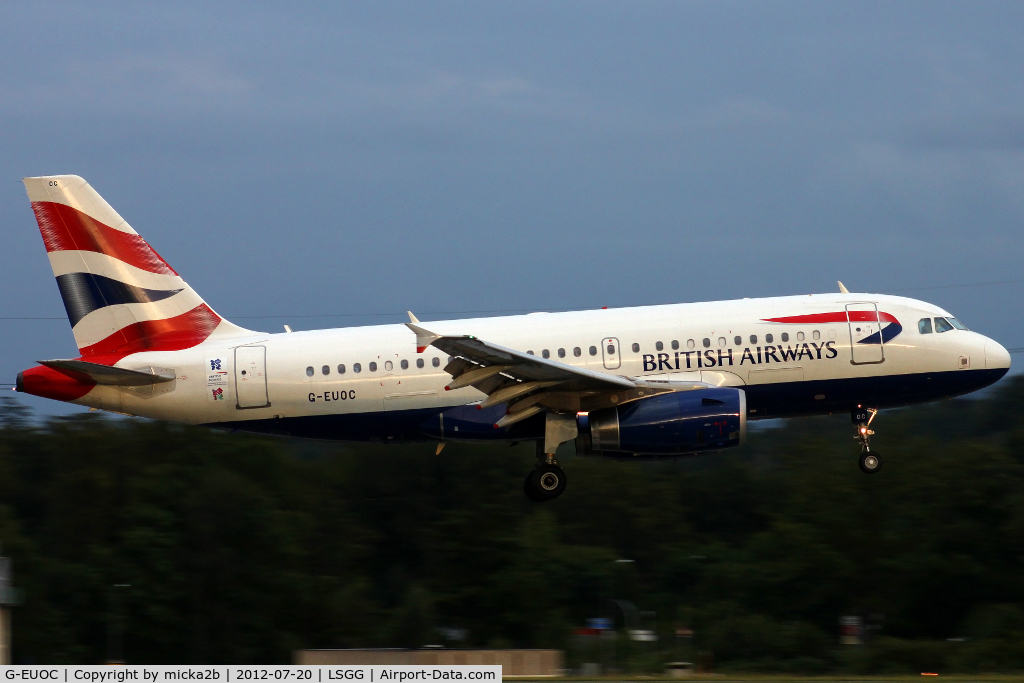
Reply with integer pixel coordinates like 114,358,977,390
838,281,850,294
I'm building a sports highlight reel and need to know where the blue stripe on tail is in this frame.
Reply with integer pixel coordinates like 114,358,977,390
55,272,183,327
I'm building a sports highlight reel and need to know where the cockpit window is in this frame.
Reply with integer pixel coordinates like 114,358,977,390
948,317,968,330
918,318,933,334
934,317,954,333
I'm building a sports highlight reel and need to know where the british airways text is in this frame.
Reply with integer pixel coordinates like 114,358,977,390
643,341,838,372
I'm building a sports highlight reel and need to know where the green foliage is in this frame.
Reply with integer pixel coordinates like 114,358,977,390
0,380,1024,670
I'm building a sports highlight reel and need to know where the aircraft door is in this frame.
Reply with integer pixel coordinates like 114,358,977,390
382,353,400,392
601,337,621,370
847,303,884,364
235,345,270,408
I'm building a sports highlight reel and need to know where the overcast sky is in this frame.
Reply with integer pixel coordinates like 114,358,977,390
2,1,1023,416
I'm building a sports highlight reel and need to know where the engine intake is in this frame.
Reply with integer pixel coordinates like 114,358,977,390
577,387,746,458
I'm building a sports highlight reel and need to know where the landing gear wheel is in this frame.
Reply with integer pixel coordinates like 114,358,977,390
859,451,882,474
523,470,545,502
523,464,567,502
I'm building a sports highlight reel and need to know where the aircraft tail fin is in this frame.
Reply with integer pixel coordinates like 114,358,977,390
23,175,250,362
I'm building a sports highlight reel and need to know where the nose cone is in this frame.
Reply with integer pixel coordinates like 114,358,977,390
985,340,1012,370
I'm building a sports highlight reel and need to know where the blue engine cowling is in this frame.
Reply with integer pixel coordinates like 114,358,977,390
576,387,745,458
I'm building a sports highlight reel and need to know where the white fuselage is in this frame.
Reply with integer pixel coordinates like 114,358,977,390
71,292,1010,438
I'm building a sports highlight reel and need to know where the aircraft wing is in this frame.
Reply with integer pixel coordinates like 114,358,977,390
406,322,705,427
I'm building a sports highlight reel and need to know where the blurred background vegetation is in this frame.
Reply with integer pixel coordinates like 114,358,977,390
1,377,1024,672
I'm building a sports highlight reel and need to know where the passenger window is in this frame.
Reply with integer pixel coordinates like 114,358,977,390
322,365,330,375
527,350,534,355
607,344,615,355
655,341,663,351
812,330,820,341
766,334,774,343
338,364,346,374
702,338,711,348
632,343,640,353
432,357,440,367
796,332,804,341
542,349,550,359
734,336,741,346
416,358,424,368
384,360,393,371
918,318,933,334
400,359,409,370
935,317,954,333
671,340,679,350
369,362,378,372
306,366,314,377
749,335,757,344
718,337,726,347
687,339,695,349
558,348,566,358
589,346,598,356
573,347,582,357
781,333,789,342
353,363,362,373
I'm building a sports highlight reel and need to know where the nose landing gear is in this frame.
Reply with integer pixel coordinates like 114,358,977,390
853,407,882,474
859,451,882,474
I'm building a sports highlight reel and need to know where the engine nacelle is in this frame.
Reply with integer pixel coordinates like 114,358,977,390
576,387,746,458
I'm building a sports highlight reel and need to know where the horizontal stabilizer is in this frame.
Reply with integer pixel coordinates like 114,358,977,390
38,359,175,386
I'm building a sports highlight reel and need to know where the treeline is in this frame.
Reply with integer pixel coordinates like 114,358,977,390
0,378,1023,671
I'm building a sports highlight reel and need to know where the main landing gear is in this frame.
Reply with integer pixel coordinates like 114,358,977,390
523,413,575,502
523,447,568,502
852,407,882,474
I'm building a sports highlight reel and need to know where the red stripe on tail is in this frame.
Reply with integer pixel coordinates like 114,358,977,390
78,303,221,360
32,201,178,275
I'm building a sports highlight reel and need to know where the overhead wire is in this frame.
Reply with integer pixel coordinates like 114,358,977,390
2,277,1024,323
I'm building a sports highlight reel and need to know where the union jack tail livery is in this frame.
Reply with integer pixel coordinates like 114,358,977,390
24,175,249,363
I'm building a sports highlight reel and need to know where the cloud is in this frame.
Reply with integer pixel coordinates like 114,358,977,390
905,114,1024,150
0,52,255,115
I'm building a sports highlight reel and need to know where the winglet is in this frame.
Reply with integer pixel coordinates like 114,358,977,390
407,311,420,324
405,323,441,353
838,281,850,294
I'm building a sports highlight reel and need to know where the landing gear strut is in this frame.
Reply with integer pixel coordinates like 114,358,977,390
523,414,575,501
853,407,882,474
523,448,568,502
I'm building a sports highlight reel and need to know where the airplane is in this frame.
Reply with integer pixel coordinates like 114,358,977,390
14,175,1012,501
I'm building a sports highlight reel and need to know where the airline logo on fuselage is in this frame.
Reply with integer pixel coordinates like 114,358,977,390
643,342,838,372
762,311,903,345
640,311,902,372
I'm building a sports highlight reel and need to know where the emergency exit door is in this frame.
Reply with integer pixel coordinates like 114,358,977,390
235,345,270,408
601,337,621,370
847,303,884,365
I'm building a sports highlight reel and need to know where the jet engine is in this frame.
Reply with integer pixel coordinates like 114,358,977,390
576,386,745,459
